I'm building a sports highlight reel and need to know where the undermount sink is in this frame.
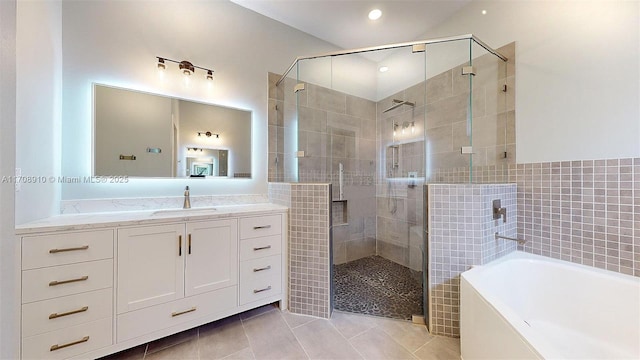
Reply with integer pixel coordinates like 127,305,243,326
151,207,217,216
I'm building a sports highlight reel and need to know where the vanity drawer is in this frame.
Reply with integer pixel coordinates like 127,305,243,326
22,317,112,360
22,230,114,270
22,288,112,338
239,235,282,261
116,285,237,343
22,259,113,304
239,255,281,305
239,215,281,240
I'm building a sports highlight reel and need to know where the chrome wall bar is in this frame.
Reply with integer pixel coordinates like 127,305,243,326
275,34,508,86
494,232,526,245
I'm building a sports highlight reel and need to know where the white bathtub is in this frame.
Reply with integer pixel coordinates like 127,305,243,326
460,251,640,359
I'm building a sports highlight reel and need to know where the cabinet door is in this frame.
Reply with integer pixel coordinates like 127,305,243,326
185,219,238,297
117,224,185,313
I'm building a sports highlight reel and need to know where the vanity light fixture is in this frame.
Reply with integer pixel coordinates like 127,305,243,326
197,131,220,139
179,61,195,76
156,57,214,81
188,147,203,152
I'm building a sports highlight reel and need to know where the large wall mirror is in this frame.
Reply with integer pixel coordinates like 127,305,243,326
93,84,251,178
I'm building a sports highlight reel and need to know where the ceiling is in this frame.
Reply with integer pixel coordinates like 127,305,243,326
230,0,471,56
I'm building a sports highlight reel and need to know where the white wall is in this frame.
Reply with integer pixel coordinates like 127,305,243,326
0,0,19,357
418,0,640,163
16,0,62,224
60,0,340,200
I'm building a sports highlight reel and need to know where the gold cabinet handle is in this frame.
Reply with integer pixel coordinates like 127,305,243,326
49,276,88,286
50,336,89,351
49,245,89,254
253,245,272,251
178,235,182,256
253,286,272,293
171,307,196,317
253,225,271,230
49,306,88,319
188,234,192,255
253,265,271,272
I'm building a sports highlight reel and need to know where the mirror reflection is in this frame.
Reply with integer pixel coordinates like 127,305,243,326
93,84,251,178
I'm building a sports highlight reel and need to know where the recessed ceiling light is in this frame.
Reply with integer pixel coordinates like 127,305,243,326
379,66,389,73
368,9,382,20
482,10,487,15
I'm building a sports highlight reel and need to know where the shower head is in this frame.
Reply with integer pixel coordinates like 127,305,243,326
383,99,415,113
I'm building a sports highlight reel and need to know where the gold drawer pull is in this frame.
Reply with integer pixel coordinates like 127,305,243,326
253,245,272,251
253,225,271,230
171,307,196,317
49,245,89,254
49,306,89,319
49,276,89,286
253,265,271,272
50,336,89,351
253,286,272,293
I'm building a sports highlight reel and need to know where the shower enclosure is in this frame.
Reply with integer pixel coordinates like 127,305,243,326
269,34,511,329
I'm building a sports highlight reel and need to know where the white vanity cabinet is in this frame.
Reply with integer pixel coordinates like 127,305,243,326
18,207,287,360
238,215,283,305
116,219,239,342
20,229,114,360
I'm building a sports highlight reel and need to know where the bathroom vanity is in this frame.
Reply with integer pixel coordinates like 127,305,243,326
17,204,288,360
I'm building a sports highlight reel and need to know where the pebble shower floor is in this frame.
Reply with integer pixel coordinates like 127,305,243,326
334,255,423,320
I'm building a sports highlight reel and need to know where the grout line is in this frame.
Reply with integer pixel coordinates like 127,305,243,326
412,336,437,355
195,327,201,360
326,314,368,359
282,313,312,360
238,313,258,360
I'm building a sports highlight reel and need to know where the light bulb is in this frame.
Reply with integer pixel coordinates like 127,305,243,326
368,9,382,20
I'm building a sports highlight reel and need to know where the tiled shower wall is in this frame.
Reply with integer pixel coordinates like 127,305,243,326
375,42,515,269
427,158,640,278
427,183,517,337
513,159,640,277
268,73,378,264
268,182,332,318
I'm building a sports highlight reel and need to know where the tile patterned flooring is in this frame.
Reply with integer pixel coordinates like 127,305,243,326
102,304,460,360
334,256,423,320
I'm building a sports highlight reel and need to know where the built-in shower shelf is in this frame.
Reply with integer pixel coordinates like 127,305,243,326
332,199,348,226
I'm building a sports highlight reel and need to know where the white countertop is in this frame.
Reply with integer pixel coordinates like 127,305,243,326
16,203,288,235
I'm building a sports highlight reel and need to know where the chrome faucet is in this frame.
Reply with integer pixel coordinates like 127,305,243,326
183,186,191,209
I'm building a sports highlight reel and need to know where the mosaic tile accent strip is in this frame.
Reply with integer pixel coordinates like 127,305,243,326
511,158,639,277
334,255,422,320
290,183,331,318
426,157,640,278
428,183,517,337
269,182,332,318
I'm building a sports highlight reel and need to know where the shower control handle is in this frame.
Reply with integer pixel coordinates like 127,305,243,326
492,199,507,223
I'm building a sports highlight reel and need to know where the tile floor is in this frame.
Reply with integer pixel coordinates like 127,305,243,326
101,304,460,360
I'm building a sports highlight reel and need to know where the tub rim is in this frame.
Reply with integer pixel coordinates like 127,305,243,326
461,251,640,359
